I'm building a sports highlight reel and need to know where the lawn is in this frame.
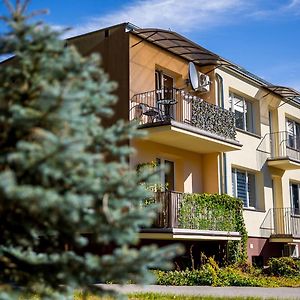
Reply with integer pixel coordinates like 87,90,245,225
73,293,277,300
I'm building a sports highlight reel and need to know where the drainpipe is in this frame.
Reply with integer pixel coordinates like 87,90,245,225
216,73,228,194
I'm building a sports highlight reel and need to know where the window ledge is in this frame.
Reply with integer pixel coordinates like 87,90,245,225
243,207,266,213
236,128,261,139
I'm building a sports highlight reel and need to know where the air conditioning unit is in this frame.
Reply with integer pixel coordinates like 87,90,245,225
198,72,210,93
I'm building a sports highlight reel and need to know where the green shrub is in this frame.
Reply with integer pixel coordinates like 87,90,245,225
178,193,248,263
154,256,300,287
218,267,262,287
268,257,300,277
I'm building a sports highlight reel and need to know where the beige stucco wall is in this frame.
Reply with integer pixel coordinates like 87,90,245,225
277,102,300,207
216,67,300,238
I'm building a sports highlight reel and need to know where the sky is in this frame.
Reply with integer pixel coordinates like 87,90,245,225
1,0,300,90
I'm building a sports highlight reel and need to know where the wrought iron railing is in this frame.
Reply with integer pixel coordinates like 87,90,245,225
130,88,236,140
260,207,300,237
151,191,236,231
257,131,300,161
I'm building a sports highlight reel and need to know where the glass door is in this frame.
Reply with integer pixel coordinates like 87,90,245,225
156,158,175,191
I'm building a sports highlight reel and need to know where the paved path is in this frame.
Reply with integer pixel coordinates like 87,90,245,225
99,284,300,299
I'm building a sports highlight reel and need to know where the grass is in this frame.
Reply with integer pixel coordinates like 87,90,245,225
73,292,282,300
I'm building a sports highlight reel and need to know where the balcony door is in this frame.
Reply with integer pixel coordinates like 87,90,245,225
155,71,174,100
156,158,175,191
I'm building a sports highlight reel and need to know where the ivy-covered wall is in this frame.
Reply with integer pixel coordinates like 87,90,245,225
178,193,248,263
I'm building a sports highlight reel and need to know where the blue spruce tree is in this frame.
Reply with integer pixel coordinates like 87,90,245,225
0,1,180,298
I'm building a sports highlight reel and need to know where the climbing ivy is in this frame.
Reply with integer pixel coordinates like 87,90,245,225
178,193,248,263
136,161,167,192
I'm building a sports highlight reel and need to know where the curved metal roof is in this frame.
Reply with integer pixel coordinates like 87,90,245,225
266,85,300,106
131,28,231,67
130,27,300,106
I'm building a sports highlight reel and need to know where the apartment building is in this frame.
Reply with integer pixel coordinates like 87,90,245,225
69,23,300,264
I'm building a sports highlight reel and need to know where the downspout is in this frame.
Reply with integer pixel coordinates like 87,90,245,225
216,73,228,194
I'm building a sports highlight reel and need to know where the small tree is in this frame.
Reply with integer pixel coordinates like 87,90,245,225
0,1,180,298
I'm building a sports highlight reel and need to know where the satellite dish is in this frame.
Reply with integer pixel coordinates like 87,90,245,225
188,62,199,91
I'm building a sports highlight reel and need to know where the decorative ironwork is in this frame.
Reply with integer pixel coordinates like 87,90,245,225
130,88,237,140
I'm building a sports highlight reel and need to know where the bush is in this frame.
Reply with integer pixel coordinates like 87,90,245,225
218,267,262,287
268,257,300,277
154,257,300,287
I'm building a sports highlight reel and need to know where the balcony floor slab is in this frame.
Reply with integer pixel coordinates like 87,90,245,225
267,157,300,170
139,120,242,154
140,228,241,241
269,234,300,243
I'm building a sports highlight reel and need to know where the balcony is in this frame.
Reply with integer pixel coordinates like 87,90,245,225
129,89,241,154
140,191,241,241
260,208,300,243
257,131,300,170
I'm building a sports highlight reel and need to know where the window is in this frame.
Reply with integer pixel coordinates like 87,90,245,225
155,70,174,100
229,92,254,133
232,168,256,208
290,182,300,213
286,119,300,150
156,158,175,191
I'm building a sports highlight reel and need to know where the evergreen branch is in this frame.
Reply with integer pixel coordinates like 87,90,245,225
17,138,83,180
3,0,15,15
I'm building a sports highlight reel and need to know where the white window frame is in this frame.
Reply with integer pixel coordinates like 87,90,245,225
229,92,254,133
290,182,300,213
155,70,174,99
286,119,300,150
232,168,256,208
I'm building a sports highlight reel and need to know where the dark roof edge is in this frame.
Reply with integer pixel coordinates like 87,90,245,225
66,22,131,41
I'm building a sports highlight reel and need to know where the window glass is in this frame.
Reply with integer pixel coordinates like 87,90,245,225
229,93,255,133
287,120,295,148
232,168,256,208
286,119,300,150
291,183,300,211
248,173,256,207
164,160,175,191
236,170,247,206
246,101,254,133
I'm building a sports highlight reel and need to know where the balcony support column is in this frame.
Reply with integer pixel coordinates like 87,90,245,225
272,176,285,235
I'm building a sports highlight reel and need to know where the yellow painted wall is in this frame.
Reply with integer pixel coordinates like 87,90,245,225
130,139,209,193
202,153,220,194
129,34,215,104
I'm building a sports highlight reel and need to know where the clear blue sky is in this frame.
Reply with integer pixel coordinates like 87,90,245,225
1,0,300,90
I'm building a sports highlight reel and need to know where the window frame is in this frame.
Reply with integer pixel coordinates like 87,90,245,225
286,118,300,151
290,181,300,213
229,92,255,133
232,168,256,209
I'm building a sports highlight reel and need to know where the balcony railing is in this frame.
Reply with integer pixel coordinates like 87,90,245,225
150,191,236,231
260,207,300,237
257,131,300,161
130,88,236,140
